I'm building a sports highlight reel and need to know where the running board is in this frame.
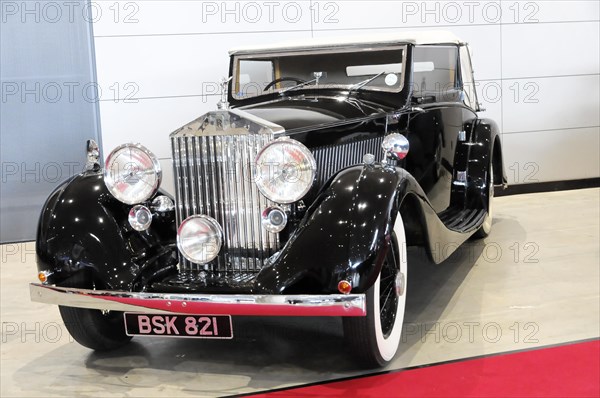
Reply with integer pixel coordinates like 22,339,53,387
438,207,486,233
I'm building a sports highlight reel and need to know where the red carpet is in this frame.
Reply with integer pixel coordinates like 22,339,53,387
250,339,600,398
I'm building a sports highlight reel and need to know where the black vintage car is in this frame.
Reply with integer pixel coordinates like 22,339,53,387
31,31,506,367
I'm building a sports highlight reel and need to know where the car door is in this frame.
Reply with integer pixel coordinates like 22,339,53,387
407,45,463,213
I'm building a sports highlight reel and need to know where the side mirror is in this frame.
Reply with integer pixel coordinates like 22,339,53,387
382,133,410,161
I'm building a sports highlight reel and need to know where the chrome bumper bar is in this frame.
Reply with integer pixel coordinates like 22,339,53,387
30,284,366,317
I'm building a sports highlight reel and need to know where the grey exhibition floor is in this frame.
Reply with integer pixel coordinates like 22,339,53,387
1,188,599,397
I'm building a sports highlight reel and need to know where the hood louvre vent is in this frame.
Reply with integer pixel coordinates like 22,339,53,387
312,135,384,190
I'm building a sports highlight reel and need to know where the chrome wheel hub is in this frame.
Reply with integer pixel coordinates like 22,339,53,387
395,272,405,297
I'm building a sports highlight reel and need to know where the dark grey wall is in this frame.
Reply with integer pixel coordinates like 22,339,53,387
0,0,101,243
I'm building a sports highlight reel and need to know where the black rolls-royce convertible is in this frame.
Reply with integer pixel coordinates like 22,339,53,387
31,31,506,367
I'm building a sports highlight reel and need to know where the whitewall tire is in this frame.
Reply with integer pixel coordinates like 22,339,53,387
343,214,407,368
475,162,494,238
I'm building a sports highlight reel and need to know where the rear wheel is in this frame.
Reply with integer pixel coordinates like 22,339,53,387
474,161,494,238
343,215,407,368
58,272,132,351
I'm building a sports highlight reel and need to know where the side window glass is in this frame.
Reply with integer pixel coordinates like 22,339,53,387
412,45,459,102
236,60,274,98
460,46,477,109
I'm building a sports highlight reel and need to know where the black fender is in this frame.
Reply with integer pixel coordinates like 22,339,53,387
466,118,506,210
255,164,402,294
450,117,506,212
255,162,469,294
35,167,178,291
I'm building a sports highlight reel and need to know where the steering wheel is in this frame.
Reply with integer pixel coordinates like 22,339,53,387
264,77,307,91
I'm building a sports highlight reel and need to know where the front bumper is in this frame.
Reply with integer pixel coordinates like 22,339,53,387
29,283,366,316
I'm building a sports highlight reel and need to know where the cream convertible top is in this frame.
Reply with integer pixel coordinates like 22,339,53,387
229,31,463,55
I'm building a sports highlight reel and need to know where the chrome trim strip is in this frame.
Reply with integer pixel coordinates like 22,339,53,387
30,284,366,317
171,137,184,263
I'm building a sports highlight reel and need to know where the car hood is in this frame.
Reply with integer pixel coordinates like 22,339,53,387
240,96,389,133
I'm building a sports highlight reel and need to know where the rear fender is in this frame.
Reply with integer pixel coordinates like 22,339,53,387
466,118,506,210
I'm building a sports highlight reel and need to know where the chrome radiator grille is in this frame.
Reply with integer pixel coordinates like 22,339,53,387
171,133,280,273
313,135,384,188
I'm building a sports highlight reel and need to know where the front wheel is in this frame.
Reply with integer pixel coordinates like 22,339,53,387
343,215,407,368
58,272,132,351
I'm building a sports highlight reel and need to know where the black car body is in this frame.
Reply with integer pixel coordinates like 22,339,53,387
31,31,506,367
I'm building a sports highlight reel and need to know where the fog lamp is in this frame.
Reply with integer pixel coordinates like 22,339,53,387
177,215,223,264
128,205,152,231
261,206,288,233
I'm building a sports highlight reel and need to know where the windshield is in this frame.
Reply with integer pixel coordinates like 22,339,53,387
231,45,406,100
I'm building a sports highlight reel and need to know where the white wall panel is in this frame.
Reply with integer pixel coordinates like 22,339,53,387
475,80,503,134
98,96,217,159
159,158,175,196
320,0,599,29
312,1,502,30
460,25,502,81
94,31,310,100
93,1,312,37
502,22,600,78
501,1,600,24
502,127,600,184
313,25,502,80
502,75,600,133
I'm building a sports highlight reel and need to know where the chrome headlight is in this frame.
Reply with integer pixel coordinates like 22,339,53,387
255,138,316,204
104,143,161,205
177,215,223,265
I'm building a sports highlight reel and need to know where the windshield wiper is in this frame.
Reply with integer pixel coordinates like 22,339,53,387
349,71,387,93
279,78,318,95
280,72,326,96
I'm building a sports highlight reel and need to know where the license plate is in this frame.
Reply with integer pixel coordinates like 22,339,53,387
124,313,233,339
